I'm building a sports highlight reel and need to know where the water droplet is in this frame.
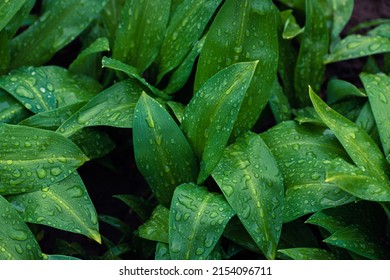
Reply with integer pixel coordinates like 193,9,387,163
223,185,234,197
9,229,28,241
16,86,34,99
369,43,381,52
36,168,47,179
145,115,155,128
6,160,13,165
50,167,63,176
195,247,204,255
15,244,24,254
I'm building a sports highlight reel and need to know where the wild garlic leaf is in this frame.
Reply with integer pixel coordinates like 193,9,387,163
0,89,31,124
57,80,142,138
0,195,42,260
325,35,390,64
138,205,169,244
278,248,337,260
326,79,366,105
182,61,257,184
212,132,284,260
169,183,235,260
294,0,329,106
0,0,25,32
10,0,108,68
281,9,304,40
0,124,88,195
309,87,389,180
261,121,354,222
157,0,223,82
7,172,101,243
113,0,170,73
133,93,198,206
360,73,390,156
195,0,278,137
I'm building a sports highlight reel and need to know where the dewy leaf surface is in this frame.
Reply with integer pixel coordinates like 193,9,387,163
309,87,389,180
138,205,169,244
261,121,354,222
57,80,143,138
278,248,337,260
182,61,257,183
113,0,170,73
360,73,390,156
0,195,42,260
10,0,108,68
133,93,198,206
0,89,31,124
169,183,235,260
195,0,278,137
0,124,88,195
0,0,25,32
7,172,101,243
212,132,284,259
329,0,354,50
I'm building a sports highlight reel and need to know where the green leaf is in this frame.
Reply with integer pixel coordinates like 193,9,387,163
278,248,337,260
7,172,101,243
182,61,257,183
212,132,283,259
138,205,169,243
294,0,329,106
2,0,34,38
360,73,390,155
0,0,25,32
99,215,132,235
309,87,389,180
155,242,171,260
169,183,235,260
223,217,260,253
326,79,366,105
0,195,42,260
113,0,170,73
329,0,354,50
368,23,390,38
57,80,142,138
195,0,278,137
261,121,354,222
0,30,10,75
43,254,80,260
325,35,390,64
281,10,304,40
325,158,390,202
269,78,292,123
133,93,198,206
114,194,154,222
157,0,223,82
10,0,109,68
0,89,31,124
355,102,376,135
166,101,185,123
0,124,88,195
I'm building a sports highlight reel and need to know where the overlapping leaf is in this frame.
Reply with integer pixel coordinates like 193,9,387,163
138,205,169,243
0,89,31,124
0,0,25,32
278,248,337,260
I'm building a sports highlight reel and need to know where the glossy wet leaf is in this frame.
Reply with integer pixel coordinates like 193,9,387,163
133,93,198,206
155,242,171,260
2,0,34,38
138,205,169,243
329,0,354,50
294,0,329,106
43,254,80,260
166,101,185,123
278,248,337,260
355,102,377,135
114,194,154,222
0,89,31,124
261,121,354,222
58,80,143,138
169,183,235,260
182,61,257,183
281,10,304,39
113,0,170,73
195,0,278,137
7,172,101,243
269,78,292,123
325,35,390,64
0,0,25,32
213,132,283,259
310,88,389,180
10,0,108,68
360,73,390,155
0,195,42,260
157,0,223,82
326,79,366,105
0,124,88,195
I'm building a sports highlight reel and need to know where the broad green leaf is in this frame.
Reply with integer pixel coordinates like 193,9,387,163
325,158,390,202
19,102,85,130
368,23,390,38
113,0,170,73
278,248,337,260
281,10,304,39
114,194,154,222
325,35,390,64
69,37,110,78
0,124,88,195
57,80,142,138
138,205,169,243
155,242,171,260
133,93,198,206
309,88,389,180
8,172,101,243
326,79,366,104
157,0,223,82
0,0,25,32
169,183,235,260
166,101,185,123
212,132,283,260
0,195,42,260
269,78,292,123
329,0,354,50
294,0,329,106
182,61,257,183
261,121,354,222
360,73,390,155
0,89,31,124
43,254,80,260
10,0,108,68
195,0,278,137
